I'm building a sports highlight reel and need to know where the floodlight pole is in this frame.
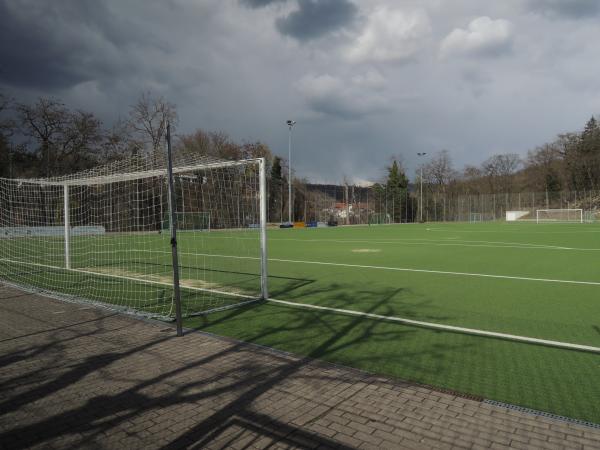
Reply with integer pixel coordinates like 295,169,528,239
417,152,427,222
166,122,183,337
287,120,296,223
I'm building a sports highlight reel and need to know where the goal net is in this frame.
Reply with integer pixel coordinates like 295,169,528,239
536,209,583,223
0,154,268,319
163,212,211,232
469,213,482,223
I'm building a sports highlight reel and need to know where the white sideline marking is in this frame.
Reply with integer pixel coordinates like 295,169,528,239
265,298,600,354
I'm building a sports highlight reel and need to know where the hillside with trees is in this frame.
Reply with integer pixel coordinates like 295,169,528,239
1,89,599,222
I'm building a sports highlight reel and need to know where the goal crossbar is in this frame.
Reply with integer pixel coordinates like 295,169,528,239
10,158,263,187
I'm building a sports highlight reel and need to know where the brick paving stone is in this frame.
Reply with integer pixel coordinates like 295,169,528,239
1,284,599,449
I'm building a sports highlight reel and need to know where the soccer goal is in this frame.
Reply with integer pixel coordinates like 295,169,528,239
469,213,482,223
0,154,268,319
536,209,583,223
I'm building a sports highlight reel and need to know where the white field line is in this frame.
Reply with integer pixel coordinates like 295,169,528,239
8,250,600,286
267,257,600,286
263,237,574,251
193,235,598,251
3,257,600,354
0,258,258,300
111,251,600,287
57,229,600,249
71,267,256,300
425,227,600,235
265,298,600,354
64,249,600,286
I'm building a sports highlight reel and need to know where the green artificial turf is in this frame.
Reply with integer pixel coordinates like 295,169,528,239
259,223,600,347
188,222,600,423
2,221,600,422
186,302,600,424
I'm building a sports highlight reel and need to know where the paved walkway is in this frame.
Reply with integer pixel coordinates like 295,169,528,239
1,285,599,450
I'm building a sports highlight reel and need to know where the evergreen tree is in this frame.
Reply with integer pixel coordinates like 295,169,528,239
565,116,600,190
269,156,283,221
579,116,600,189
386,160,409,222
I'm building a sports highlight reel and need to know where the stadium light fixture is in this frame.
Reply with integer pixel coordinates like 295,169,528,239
287,120,296,224
417,152,427,222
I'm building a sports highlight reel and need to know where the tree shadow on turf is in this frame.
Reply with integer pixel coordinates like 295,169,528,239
0,284,470,449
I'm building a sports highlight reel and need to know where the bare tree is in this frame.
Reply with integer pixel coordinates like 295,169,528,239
241,141,273,162
209,131,241,160
456,165,486,194
101,118,134,163
522,143,565,192
177,129,265,162
58,110,103,172
422,150,456,193
0,92,15,135
177,129,212,157
16,98,104,177
482,153,521,194
128,91,178,160
17,98,70,177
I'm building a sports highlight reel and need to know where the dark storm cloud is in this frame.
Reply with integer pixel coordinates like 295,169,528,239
275,0,357,41
0,0,152,90
240,0,287,8
528,0,600,19
2,0,600,183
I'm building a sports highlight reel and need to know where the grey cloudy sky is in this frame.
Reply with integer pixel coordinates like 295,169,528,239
1,0,600,183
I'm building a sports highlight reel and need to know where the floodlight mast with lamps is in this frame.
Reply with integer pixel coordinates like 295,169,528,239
417,152,427,222
286,120,296,224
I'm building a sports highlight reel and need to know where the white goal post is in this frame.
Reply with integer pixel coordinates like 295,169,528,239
536,209,583,224
0,154,268,319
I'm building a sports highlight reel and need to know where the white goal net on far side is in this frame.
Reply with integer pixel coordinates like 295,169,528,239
0,153,268,319
535,209,583,224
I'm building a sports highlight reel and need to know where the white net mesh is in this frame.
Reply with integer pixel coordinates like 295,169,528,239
0,153,265,319
536,209,583,223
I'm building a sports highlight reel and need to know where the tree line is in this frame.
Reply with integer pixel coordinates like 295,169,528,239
378,115,600,204
0,91,298,221
2,90,599,222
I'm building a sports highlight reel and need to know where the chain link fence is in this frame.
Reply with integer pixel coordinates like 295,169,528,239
269,182,600,224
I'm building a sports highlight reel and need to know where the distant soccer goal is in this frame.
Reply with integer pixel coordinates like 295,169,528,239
469,213,482,223
536,209,583,224
0,154,268,319
368,213,390,225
